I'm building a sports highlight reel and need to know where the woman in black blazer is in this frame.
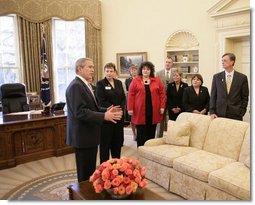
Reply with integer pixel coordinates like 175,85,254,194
96,63,126,163
167,70,188,120
183,74,210,115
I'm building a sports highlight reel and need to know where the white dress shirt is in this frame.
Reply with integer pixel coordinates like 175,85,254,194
76,75,96,99
225,70,234,81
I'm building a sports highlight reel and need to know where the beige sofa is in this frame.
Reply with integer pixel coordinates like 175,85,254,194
138,112,250,200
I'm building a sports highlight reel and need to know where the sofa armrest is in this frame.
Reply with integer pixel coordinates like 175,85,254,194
144,137,166,146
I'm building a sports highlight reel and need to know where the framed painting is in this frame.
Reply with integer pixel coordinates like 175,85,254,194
28,95,40,104
116,52,147,77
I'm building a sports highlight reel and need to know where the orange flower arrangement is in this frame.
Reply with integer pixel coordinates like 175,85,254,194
89,158,148,197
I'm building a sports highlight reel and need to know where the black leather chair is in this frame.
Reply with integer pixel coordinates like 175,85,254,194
0,83,29,114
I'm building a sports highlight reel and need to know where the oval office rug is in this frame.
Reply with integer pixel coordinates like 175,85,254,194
5,170,77,200
4,168,183,201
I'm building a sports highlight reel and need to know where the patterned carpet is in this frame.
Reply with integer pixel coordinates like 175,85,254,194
5,170,77,200
0,127,183,200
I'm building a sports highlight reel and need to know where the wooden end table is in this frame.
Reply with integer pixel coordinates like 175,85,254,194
68,180,164,200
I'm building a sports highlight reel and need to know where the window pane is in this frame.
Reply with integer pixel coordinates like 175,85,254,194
0,16,20,85
53,19,85,102
0,68,19,83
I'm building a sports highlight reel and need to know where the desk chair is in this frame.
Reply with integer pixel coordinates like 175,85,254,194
0,83,29,114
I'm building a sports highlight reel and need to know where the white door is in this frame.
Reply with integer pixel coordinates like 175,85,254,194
232,36,250,122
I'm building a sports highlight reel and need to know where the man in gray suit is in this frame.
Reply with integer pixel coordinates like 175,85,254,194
155,56,174,137
210,53,249,121
66,58,122,182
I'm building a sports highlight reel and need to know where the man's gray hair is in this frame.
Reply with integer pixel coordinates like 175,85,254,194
75,58,93,73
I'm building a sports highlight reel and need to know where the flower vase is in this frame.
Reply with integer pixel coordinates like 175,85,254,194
106,189,131,199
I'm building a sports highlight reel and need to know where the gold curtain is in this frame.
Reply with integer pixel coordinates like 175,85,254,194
0,0,101,29
85,20,102,82
0,0,102,103
17,16,55,102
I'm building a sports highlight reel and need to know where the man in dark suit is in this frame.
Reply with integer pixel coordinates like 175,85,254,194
210,53,249,121
65,58,122,182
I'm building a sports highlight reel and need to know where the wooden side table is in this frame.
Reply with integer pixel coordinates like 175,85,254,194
68,180,164,200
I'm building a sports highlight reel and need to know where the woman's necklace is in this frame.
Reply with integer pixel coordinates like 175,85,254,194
143,78,150,85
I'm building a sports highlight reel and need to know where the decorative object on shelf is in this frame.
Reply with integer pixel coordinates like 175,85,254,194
181,66,190,73
192,54,199,61
182,55,188,62
193,66,198,73
89,158,148,199
116,52,147,77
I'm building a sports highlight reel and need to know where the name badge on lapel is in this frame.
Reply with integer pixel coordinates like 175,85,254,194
105,86,111,90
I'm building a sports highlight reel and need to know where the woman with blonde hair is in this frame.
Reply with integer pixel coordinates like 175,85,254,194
166,69,188,120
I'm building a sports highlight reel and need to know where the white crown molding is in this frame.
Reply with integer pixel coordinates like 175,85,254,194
207,0,250,18
208,0,250,73
209,7,250,18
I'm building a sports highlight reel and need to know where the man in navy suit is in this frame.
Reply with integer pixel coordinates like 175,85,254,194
65,58,123,182
210,53,249,121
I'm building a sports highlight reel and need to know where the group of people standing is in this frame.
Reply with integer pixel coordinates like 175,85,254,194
65,52,249,183
155,53,249,137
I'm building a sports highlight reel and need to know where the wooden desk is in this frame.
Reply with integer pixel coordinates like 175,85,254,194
0,111,73,170
68,181,164,200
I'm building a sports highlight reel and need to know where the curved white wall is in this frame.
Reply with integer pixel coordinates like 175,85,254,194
101,0,220,89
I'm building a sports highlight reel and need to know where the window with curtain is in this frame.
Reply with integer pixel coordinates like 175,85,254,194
52,18,86,103
0,15,20,85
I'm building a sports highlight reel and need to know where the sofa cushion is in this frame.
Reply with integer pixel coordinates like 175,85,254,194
203,117,249,160
138,144,199,167
176,112,212,149
208,162,250,200
165,120,191,146
173,150,235,182
170,169,207,200
239,125,250,163
206,185,240,200
144,137,166,146
139,157,173,190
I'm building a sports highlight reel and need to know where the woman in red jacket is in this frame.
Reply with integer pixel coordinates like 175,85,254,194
127,61,166,147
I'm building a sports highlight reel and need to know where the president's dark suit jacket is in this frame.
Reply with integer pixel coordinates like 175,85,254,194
167,81,188,120
65,77,106,148
183,86,210,114
210,71,249,120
